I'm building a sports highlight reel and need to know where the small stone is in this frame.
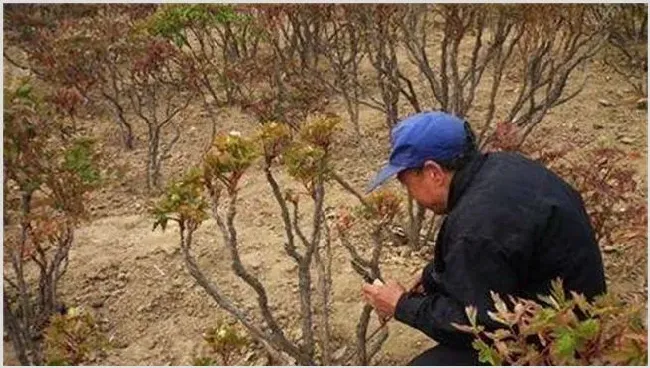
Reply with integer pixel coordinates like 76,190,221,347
91,298,105,308
619,137,635,145
592,123,604,130
285,263,298,273
598,99,613,107
333,346,348,361
636,98,647,110
112,339,129,349
603,245,620,253
90,272,108,282
249,259,263,271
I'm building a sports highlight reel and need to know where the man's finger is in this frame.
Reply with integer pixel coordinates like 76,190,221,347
362,282,378,296
361,284,374,300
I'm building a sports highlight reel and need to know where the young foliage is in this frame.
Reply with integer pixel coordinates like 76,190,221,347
153,116,344,365
142,4,241,48
3,80,100,365
193,321,249,366
204,133,259,180
257,121,293,160
141,4,262,139
152,167,207,232
283,115,339,193
453,279,648,365
43,307,108,365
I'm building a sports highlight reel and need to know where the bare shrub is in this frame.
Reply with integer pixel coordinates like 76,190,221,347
312,4,610,252
335,190,403,364
125,34,198,190
3,4,149,150
397,4,611,147
602,4,648,97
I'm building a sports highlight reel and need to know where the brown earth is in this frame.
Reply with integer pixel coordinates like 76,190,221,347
3,44,647,365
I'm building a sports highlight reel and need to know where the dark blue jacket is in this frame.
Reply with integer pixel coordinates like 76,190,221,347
394,152,606,347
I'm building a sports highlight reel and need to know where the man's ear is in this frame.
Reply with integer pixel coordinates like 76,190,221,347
422,160,444,182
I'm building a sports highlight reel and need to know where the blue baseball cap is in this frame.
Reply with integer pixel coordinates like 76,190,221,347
366,111,469,193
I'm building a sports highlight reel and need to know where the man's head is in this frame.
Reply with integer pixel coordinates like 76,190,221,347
367,111,477,214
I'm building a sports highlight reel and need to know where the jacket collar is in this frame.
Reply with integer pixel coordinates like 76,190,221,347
447,152,489,211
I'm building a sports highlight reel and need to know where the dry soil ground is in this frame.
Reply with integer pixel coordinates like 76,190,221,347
3,49,647,365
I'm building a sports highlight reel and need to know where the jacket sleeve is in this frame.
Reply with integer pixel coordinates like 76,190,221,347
394,235,521,347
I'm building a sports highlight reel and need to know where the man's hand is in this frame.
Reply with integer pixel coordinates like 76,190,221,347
362,280,406,320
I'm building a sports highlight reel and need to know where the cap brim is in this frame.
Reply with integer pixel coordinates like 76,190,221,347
366,164,406,194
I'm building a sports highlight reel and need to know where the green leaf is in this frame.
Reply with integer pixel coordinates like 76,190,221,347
465,305,478,326
172,32,186,47
552,329,577,360
46,358,70,366
575,319,600,340
63,138,100,185
16,83,32,98
472,339,503,366
193,357,216,366
153,216,168,232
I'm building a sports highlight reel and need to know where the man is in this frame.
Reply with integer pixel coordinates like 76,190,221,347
362,111,606,366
